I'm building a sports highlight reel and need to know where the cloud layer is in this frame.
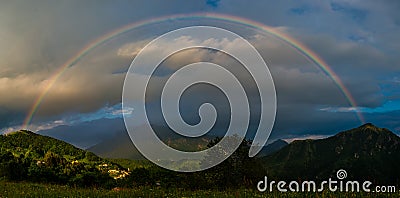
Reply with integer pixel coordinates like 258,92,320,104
0,0,399,138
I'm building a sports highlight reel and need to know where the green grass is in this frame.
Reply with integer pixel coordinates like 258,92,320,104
0,181,399,198
107,158,155,170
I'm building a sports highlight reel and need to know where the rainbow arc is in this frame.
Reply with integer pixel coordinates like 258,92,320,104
23,13,365,130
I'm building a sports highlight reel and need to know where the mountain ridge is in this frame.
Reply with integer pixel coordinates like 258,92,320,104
262,123,400,183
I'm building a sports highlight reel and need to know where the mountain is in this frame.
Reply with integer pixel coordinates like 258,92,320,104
87,129,144,159
0,130,127,186
88,125,288,160
88,126,213,160
255,139,288,157
262,123,400,183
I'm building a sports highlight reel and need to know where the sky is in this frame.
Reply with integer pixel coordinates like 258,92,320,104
0,0,399,148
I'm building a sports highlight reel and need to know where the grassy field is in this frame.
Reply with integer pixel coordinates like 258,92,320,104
1,181,399,197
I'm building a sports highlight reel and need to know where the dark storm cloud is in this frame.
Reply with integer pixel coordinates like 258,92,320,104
206,0,221,8
0,0,399,137
0,0,210,126
0,108,25,131
38,118,125,149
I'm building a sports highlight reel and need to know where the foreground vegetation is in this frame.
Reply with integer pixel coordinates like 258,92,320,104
0,130,126,188
1,125,400,197
1,181,399,198
0,132,266,190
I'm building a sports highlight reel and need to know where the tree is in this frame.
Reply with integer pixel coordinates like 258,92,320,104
43,151,66,168
0,152,29,181
200,136,266,188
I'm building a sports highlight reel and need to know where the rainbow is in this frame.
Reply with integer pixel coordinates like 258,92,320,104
22,13,365,130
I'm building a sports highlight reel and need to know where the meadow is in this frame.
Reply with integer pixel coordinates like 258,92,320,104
1,181,399,198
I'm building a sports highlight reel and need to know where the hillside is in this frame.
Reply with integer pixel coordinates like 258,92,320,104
255,139,288,157
1,130,87,158
0,130,128,186
87,129,144,159
2,124,400,190
262,123,400,183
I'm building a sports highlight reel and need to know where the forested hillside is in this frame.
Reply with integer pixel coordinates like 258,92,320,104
0,130,127,187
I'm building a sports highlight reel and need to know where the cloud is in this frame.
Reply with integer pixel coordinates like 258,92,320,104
0,0,214,118
319,107,360,113
118,32,389,139
0,21,389,135
282,134,331,143
298,32,389,72
320,100,400,113
117,40,151,58
37,118,125,149
206,0,221,8
1,0,399,138
1,102,130,134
